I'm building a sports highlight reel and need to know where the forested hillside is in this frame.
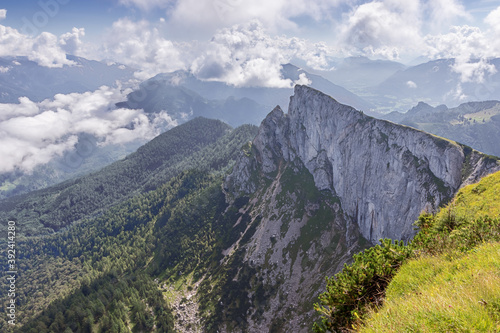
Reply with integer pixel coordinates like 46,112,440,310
2,87,499,333
0,118,258,331
1,170,232,332
0,118,257,236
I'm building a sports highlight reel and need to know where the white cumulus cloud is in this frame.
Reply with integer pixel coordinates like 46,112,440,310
190,21,294,87
102,18,187,80
0,10,82,68
424,25,498,85
0,86,175,173
190,20,337,87
406,80,417,88
59,27,86,56
119,0,343,36
426,0,471,32
98,18,336,86
338,0,423,59
29,32,75,68
295,73,312,86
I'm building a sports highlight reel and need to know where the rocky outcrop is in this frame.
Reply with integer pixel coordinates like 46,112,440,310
217,85,500,332
227,85,500,243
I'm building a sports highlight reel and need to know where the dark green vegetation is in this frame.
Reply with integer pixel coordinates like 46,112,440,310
0,118,258,236
382,100,500,157
313,170,500,332
0,135,145,200
1,170,229,332
313,239,411,332
20,272,175,333
3,100,499,332
0,114,359,332
0,121,259,332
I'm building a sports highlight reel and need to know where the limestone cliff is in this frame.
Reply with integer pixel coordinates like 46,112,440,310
227,85,500,244
215,85,499,332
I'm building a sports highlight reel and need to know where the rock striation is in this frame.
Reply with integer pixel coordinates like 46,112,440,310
227,85,500,243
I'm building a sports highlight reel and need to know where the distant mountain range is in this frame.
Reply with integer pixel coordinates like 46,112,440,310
382,100,500,157
371,58,500,112
0,55,135,103
116,63,374,128
312,56,406,91
3,54,500,201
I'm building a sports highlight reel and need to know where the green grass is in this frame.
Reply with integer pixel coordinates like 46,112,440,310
0,180,17,192
314,170,500,332
436,171,500,223
163,270,196,304
463,104,500,123
360,242,500,332
358,171,500,332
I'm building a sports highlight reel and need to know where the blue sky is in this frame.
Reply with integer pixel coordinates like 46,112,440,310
1,0,500,83
1,0,134,38
1,0,497,38
1,0,500,174
0,1,495,38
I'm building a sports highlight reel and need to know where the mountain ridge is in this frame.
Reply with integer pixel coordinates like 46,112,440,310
3,85,500,333
227,85,500,243
381,99,500,157
0,118,257,236
117,63,373,128
0,55,135,103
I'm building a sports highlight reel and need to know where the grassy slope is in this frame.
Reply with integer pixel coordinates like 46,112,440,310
360,243,500,332
436,171,500,221
359,171,500,332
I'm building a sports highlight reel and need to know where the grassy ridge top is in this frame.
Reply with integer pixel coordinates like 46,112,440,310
359,170,500,332
314,170,500,332
437,170,500,222
360,242,500,332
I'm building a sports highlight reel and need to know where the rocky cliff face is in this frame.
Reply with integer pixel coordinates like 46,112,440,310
216,85,499,332
227,85,500,244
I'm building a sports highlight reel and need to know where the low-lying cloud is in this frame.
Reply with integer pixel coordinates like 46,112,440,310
0,86,176,174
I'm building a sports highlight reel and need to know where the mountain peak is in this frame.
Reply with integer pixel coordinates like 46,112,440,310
229,87,500,243
406,101,436,115
291,84,362,117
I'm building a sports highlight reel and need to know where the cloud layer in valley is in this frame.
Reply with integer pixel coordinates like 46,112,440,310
0,86,176,173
